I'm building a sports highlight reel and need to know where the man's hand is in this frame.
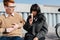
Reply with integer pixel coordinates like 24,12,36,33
33,37,38,40
6,23,19,32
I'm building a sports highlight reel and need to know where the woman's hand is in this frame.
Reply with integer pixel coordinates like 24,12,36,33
33,37,38,40
29,14,33,25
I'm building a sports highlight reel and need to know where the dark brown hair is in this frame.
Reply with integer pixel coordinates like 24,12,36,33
30,4,41,14
3,0,15,6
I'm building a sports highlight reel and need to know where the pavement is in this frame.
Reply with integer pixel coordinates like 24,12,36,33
22,26,60,40
45,26,60,40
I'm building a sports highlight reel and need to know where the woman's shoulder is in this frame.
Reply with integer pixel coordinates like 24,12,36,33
38,13,46,21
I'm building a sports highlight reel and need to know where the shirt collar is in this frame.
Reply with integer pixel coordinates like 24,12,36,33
5,12,14,17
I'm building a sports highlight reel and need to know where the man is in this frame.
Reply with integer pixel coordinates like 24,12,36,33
23,4,48,40
0,0,25,40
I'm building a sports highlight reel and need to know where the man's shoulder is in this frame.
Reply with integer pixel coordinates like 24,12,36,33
0,14,5,18
0,14,5,20
14,12,22,16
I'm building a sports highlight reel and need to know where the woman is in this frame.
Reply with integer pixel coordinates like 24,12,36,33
23,4,48,40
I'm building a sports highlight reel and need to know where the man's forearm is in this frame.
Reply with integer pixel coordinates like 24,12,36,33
0,28,5,33
6,28,14,32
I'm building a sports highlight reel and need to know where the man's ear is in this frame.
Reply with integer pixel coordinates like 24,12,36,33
4,6,6,8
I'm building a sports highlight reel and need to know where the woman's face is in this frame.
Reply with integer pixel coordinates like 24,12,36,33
32,11,37,17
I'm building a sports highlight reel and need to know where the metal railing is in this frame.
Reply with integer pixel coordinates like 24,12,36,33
0,11,60,27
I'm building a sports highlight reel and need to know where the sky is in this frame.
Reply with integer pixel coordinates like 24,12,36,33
0,0,60,6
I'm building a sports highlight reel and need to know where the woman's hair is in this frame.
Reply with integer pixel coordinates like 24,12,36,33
30,4,41,14
3,0,15,6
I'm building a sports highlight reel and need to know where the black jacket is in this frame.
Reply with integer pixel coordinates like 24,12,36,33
23,14,48,39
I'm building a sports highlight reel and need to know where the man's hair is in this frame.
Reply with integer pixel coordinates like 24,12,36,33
30,4,41,14
3,0,15,6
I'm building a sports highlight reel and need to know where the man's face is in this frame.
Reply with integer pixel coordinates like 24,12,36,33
32,11,37,17
4,2,15,14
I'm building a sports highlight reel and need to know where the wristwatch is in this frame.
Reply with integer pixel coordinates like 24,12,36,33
3,28,9,34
